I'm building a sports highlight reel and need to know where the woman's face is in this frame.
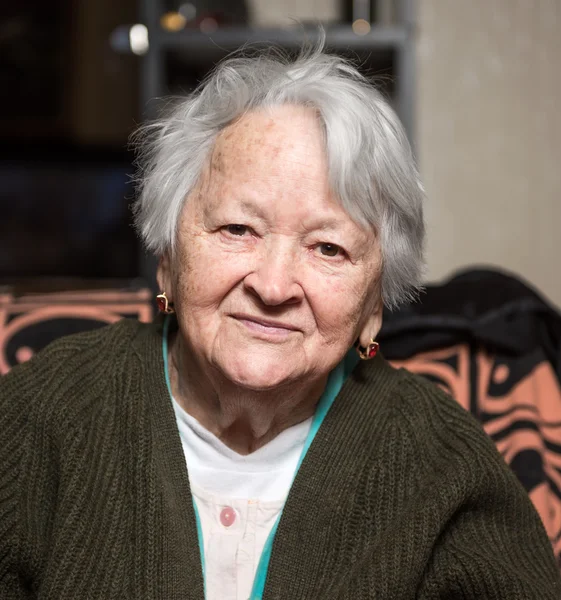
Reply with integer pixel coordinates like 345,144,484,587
158,105,383,391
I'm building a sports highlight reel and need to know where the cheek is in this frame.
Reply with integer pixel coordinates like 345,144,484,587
172,238,249,309
306,272,371,333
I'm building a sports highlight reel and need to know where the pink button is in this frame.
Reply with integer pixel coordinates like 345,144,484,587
220,506,236,527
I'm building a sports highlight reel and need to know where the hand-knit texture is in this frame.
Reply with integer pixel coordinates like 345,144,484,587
0,319,559,599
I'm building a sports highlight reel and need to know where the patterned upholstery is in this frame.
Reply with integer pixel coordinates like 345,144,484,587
0,288,153,375
391,345,561,564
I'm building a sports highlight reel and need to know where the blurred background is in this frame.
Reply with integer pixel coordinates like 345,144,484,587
1,0,560,306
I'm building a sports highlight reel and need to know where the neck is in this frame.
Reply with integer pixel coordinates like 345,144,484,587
168,333,327,455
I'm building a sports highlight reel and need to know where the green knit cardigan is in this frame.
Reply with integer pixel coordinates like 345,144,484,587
0,319,559,599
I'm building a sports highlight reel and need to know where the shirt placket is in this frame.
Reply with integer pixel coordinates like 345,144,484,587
206,500,245,600
237,499,258,600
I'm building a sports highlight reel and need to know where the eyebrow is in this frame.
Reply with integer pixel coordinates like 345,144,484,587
301,216,349,234
238,200,268,221
235,198,353,236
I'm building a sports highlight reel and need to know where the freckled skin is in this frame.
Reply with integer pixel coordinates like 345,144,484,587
158,105,383,453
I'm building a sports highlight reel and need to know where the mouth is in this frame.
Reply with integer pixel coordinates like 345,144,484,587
230,314,300,336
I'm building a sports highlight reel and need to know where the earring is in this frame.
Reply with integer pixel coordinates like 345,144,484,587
356,339,379,360
156,292,175,314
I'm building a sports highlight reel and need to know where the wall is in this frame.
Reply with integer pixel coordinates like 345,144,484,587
417,1,561,307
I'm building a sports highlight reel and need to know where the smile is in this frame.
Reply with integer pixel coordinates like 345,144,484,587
231,315,299,338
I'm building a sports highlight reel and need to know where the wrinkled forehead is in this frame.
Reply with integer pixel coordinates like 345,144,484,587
208,105,327,179
186,107,377,249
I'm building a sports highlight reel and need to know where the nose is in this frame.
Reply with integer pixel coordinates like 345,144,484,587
243,240,304,306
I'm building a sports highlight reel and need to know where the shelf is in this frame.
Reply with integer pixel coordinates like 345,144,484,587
152,24,408,59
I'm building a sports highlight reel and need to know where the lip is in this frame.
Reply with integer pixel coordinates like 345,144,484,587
230,313,300,333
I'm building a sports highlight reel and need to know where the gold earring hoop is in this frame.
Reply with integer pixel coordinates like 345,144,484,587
356,339,379,360
156,292,175,314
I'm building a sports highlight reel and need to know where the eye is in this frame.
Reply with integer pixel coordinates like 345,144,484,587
225,224,249,236
317,243,343,257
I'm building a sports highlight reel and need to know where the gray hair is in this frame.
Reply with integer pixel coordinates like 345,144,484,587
132,41,425,309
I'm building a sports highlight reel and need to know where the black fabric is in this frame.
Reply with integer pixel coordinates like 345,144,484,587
379,267,561,378
379,267,561,531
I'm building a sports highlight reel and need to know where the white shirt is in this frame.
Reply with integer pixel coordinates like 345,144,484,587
172,397,312,600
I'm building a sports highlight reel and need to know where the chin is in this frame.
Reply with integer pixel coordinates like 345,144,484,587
215,350,300,391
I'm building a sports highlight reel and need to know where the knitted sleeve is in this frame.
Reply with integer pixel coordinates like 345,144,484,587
0,329,106,599
0,320,152,599
401,375,561,599
0,358,38,598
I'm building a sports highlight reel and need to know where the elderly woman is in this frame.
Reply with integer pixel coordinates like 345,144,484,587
1,43,559,600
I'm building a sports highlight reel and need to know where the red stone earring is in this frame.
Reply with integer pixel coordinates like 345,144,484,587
356,339,379,360
156,292,174,314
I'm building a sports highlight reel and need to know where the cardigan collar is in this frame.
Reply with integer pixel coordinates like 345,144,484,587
133,316,401,598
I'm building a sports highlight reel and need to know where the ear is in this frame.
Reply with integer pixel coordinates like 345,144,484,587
156,252,174,302
357,299,384,348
